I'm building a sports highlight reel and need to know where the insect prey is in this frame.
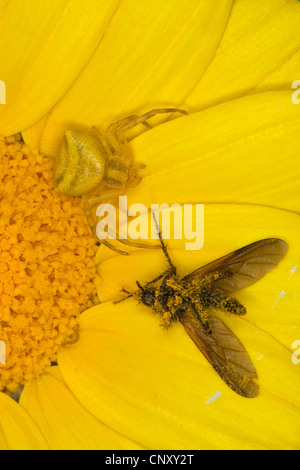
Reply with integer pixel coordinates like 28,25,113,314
118,229,289,398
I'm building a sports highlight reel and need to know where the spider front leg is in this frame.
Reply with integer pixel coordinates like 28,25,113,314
84,189,160,255
91,125,144,191
105,155,145,192
105,108,188,165
83,187,121,238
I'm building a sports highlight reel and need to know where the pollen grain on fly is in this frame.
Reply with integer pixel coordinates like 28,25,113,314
0,135,97,393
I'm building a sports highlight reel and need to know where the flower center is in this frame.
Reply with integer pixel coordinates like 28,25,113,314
0,135,98,393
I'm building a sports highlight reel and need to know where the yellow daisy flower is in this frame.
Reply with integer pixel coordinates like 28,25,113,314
0,0,299,450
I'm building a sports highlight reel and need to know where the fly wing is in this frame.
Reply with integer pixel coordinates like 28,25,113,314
180,313,259,398
184,239,288,295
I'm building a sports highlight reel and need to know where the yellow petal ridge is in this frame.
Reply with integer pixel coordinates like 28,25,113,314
38,0,233,157
186,0,300,109
0,0,120,135
124,92,300,213
20,366,144,450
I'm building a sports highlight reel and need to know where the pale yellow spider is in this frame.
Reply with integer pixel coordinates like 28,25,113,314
54,108,187,253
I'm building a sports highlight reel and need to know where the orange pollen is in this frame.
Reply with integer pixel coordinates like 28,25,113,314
0,135,98,393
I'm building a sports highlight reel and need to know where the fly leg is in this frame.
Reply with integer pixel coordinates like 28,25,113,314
151,210,177,277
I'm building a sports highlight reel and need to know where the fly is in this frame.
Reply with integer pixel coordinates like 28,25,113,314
117,225,288,398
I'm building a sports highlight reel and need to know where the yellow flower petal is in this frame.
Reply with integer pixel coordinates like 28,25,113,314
186,0,300,109
38,0,233,157
57,300,299,450
122,91,300,212
20,366,143,450
0,0,119,135
0,392,48,450
57,204,300,450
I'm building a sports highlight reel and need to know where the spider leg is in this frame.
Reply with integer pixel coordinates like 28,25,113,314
62,325,80,345
92,126,114,156
105,108,187,164
107,108,187,134
84,194,160,254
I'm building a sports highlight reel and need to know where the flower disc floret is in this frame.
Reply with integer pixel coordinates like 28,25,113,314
0,136,97,392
